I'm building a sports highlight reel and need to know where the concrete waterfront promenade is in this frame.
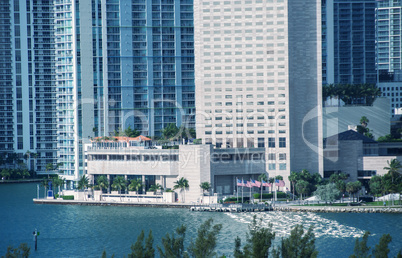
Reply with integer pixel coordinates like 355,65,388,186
33,198,402,213
33,198,192,208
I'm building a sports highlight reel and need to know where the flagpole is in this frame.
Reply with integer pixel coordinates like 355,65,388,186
249,178,252,203
236,177,238,202
242,177,244,203
260,181,263,203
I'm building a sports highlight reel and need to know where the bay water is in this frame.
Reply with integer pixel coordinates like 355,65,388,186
0,183,401,257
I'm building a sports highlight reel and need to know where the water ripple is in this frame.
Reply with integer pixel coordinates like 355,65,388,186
225,211,366,239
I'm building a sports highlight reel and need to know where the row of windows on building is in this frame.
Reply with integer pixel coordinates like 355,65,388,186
88,154,179,162
89,152,287,163
204,102,287,107
205,94,286,99
204,136,287,148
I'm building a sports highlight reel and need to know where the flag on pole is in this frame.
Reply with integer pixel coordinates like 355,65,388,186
262,180,269,187
237,179,244,186
252,179,261,188
275,179,285,187
244,180,252,188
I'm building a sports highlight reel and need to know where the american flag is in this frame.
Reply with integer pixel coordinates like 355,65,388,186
244,180,252,188
262,180,270,187
252,179,261,188
237,179,244,186
275,179,285,187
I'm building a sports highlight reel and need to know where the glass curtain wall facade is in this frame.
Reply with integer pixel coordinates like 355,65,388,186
0,0,58,173
0,0,195,184
376,0,402,116
323,0,376,85
105,0,195,137
376,0,402,73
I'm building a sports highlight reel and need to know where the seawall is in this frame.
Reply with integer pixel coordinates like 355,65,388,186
273,205,402,214
33,199,191,208
0,179,43,184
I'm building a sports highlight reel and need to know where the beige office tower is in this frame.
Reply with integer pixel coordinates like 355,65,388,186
194,0,323,180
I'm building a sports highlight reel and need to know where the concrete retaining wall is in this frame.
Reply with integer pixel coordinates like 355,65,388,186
273,206,402,213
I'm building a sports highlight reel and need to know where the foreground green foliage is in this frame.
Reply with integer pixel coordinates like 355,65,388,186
129,230,155,258
350,231,397,258
187,218,222,258
2,243,30,258
157,225,186,258
242,216,275,257
275,225,318,258
4,220,401,258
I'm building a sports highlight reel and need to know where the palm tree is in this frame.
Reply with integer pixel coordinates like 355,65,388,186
96,175,109,201
174,177,189,203
129,179,143,202
296,180,309,202
23,150,31,171
360,116,369,128
52,176,65,197
268,177,275,193
200,182,211,204
346,181,362,202
383,159,402,184
96,175,109,197
41,178,49,198
31,152,38,176
258,173,268,202
149,183,163,193
77,175,89,190
288,171,299,201
111,176,126,194
45,163,54,179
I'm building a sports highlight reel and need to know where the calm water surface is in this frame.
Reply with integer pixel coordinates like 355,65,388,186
0,183,401,257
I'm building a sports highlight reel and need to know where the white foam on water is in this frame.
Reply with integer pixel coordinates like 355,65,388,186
224,211,366,239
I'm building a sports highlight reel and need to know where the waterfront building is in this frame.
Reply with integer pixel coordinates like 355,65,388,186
322,0,377,85
324,129,402,189
55,0,195,186
85,139,268,203
0,1,58,173
0,0,195,187
376,1,402,116
193,0,323,182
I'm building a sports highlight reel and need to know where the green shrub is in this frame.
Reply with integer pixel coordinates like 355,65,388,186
224,197,250,203
253,192,287,199
93,185,100,190
54,194,59,199
62,195,74,200
162,145,179,149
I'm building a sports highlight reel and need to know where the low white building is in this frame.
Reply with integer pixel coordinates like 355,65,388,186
84,137,271,203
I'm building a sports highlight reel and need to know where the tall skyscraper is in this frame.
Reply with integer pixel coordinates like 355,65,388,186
376,0,402,116
1,0,195,187
0,0,58,174
194,0,323,179
376,0,402,74
322,0,376,85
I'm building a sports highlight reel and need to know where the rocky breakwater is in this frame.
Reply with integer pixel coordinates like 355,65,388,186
273,206,402,214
